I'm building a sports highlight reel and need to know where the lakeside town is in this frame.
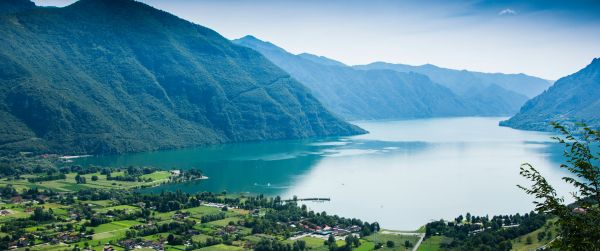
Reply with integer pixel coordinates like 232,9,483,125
0,153,561,251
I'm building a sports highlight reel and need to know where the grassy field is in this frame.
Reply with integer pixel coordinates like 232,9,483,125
196,244,244,251
285,237,327,248
91,220,142,242
192,234,213,243
93,220,141,233
184,205,223,218
417,236,452,251
0,204,31,222
96,205,140,213
0,171,173,193
363,232,421,251
511,219,558,251
207,217,243,227
354,240,376,251
15,243,72,251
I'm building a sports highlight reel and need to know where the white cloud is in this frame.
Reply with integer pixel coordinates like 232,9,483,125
498,8,517,16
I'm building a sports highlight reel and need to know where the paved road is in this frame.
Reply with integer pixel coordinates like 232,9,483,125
412,233,425,251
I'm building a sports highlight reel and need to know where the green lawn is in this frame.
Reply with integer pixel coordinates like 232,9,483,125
15,243,71,251
93,220,141,233
0,171,174,193
511,219,558,251
141,171,171,181
96,205,140,213
183,205,222,218
143,233,169,241
298,237,327,248
192,234,214,243
206,217,242,227
364,232,421,251
354,240,376,251
0,205,31,222
417,236,452,251
154,205,223,221
195,244,244,251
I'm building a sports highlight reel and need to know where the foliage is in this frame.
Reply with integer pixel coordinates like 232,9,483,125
0,0,363,155
518,122,600,249
424,212,547,250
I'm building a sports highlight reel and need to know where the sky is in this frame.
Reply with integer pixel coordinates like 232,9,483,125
33,0,600,80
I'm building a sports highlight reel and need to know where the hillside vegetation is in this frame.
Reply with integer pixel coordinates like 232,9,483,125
0,0,364,154
233,36,477,120
501,58,600,131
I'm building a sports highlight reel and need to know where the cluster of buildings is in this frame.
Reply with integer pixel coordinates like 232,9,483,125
201,201,228,208
0,209,13,216
289,223,362,240
54,231,84,244
118,239,165,250
7,237,30,250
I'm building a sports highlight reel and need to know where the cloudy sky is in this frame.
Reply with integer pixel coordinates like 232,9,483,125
34,0,600,80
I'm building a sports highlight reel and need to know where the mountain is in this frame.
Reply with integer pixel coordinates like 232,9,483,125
500,58,600,131
0,0,35,14
0,0,364,154
355,63,553,116
356,62,551,98
233,35,476,120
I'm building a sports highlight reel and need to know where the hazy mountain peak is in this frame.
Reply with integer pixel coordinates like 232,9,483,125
356,61,551,98
296,53,346,67
585,57,600,70
233,35,287,53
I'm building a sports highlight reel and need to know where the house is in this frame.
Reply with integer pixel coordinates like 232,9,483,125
348,225,362,232
36,195,50,202
225,225,237,233
10,196,22,204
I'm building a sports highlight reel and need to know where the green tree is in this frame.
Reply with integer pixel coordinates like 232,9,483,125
537,231,546,242
519,123,600,250
386,240,394,248
404,240,412,248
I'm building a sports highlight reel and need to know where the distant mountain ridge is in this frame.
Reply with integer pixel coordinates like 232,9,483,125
355,62,551,98
233,35,546,119
355,62,553,116
501,58,600,131
234,35,478,120
0,0,364,154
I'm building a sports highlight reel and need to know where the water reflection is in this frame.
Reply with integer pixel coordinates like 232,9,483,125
75,117,572,229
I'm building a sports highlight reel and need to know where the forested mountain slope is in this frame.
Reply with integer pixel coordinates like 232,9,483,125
0,0,364,154
501,58,600,131
234,36,476,120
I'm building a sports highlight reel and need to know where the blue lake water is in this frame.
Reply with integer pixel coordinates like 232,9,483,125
75,117,573,229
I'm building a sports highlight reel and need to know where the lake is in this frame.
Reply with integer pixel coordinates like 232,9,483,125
75,117,573,230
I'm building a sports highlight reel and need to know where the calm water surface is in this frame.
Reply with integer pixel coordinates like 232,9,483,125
76,117,573,229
